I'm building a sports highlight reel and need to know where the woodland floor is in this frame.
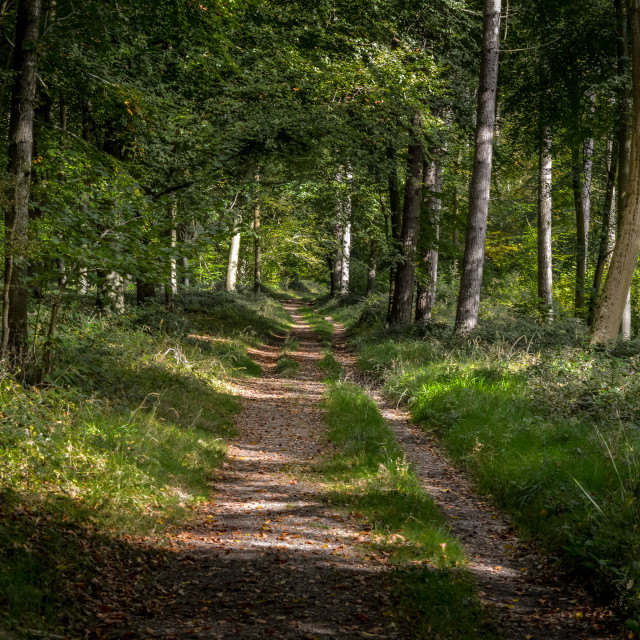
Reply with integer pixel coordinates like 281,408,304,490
102,302,618,640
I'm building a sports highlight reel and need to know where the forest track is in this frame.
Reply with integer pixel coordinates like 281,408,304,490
329,317,617,640
107,301,406,639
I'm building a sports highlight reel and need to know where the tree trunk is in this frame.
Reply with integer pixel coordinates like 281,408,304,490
181,257,189,287
78,269,89,294
454,0,501,335
165,199,178,310
105,272,125,314
621,287,632,339
328,255,336,297
537,124,553,317
591,0,640,345
366,240,377,296
340,217,351,295
452,182,459,274
254,199,261,295
2,0,41,361
386,152,403,322
415,156,442,323
390,114,424,325
226,210,241,292
572,143,588,315
332,217,343,298
589,137,618,325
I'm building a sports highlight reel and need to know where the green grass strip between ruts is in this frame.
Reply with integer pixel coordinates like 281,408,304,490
319,381,500,639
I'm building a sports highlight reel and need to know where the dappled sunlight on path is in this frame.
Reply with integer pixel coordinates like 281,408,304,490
109,303,404,639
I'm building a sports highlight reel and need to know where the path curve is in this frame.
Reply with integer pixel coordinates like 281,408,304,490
330,317,616,640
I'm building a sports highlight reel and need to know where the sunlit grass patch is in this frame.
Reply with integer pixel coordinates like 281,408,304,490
299,305,333,345
318,381,496,639
0,290,288,635
317,348,342,380
275,356,300,376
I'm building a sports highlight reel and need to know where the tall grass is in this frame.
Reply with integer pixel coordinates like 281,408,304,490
329,295,640,614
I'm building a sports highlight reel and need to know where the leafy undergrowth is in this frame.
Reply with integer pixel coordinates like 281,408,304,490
325,295,640,618
0,291,288,637
318,381,498,639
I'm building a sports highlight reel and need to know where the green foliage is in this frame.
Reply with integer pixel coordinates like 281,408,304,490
317,349,343,380
274,357,300,376
318,381,498,639
299,305,334,346
333,297,640,615
0,291,288,635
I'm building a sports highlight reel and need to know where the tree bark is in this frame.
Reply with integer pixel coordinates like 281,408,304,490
366,240,377,296
254,199,261,295
332,218,343,297
591,0,640,345
589,137,618,325
621,287,632,339
454,0,501,335
386,151,403,322
328,255,336,297
165,199,178,310
340,218,351,295
572,143,588,315
181,257,189,287
390,114,424,325
105,272,125,314
415,156,442,323
2,0,41,361
537,124,553,317
226,210,242,292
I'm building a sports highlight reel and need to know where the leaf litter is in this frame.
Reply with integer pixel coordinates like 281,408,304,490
104,303,405,639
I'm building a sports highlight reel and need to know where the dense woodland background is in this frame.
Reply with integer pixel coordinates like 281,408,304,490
2,0,640,355
4,0,640,637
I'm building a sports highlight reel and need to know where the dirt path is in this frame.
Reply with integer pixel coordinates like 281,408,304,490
330,320,617,640
110,303,404,639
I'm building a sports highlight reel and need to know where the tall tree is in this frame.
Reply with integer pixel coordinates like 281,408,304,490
415,155,442,323
2,0,42,361
454,0,501,335
226,208,242,292
591,0,640,345
537,123,553,317
390,114,424,325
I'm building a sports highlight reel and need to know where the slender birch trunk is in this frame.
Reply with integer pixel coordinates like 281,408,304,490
340,218,351,295
537,125,553,317
165,198,178,310
226,210,242,292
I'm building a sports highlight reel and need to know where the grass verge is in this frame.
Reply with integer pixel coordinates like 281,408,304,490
0,291,289,637
318,381,499,639
323,295,640,619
